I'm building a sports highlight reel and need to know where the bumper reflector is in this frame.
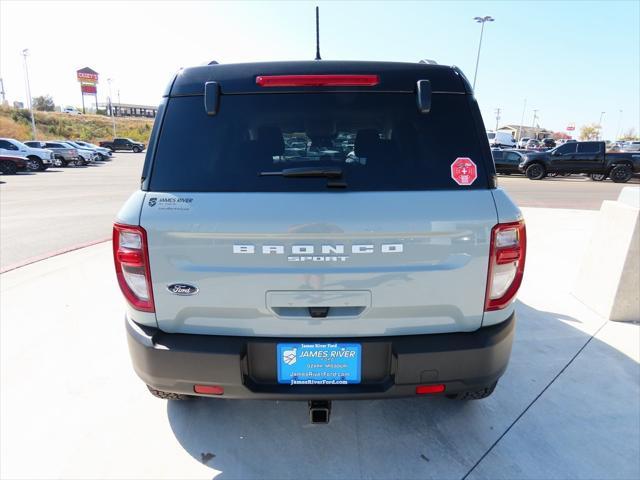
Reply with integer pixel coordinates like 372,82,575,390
416,384,446,395
194,385,224,395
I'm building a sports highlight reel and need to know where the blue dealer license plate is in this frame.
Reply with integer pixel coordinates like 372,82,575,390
277,343,361,385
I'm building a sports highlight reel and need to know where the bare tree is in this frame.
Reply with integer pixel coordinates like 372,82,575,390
579,123,601,141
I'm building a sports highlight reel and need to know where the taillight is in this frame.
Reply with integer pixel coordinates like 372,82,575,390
113,223,155,312
256,74,380,87
485,220,526,311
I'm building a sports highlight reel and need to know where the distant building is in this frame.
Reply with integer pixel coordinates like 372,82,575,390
498,124,553,141
100,102,158,118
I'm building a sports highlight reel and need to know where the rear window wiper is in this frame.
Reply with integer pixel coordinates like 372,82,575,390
259,167,343,178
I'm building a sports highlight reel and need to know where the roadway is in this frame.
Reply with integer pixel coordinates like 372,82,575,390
0,152,637,271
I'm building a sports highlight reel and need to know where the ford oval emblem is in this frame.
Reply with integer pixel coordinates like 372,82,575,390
167,283,199,296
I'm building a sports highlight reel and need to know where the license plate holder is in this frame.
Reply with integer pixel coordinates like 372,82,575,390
277,343,361,385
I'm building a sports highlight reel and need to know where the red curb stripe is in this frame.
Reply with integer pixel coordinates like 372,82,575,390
1,237,111,274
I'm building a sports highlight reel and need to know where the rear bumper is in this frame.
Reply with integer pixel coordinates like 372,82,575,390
126,313,515,400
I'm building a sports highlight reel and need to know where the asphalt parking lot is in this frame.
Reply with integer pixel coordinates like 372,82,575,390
0,152,638,271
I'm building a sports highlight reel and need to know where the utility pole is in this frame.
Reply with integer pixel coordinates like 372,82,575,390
107,78,116,137
532,109,539,140
494,107,501,132
472,16,495,91
598,111,606,140
517,98,527,142
0,77,5,104
21,49,37,139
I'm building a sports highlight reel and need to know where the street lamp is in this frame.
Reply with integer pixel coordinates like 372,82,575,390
107,78,116,137
472,15,494,91
598,111,605,140
21,49,37,139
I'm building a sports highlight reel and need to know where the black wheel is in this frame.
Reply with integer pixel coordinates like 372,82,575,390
133,146,141,153
446,382,497,400
526,163,546,180
146,385,194,400
0,160,18,175
590,173,607,181
27,156,44,171
609,165,632,183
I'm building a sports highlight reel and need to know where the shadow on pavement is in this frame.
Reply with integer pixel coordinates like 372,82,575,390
166,300,639,479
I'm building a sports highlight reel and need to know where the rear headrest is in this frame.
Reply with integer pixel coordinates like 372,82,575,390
355,129,380,157
257,126,284,156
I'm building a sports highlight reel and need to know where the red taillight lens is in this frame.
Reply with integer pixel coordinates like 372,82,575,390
416,384,446,394
485,221,527,311
113,223,155,312
256,74,380,87
194,385,224,395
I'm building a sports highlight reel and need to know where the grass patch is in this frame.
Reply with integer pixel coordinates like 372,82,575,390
0,106,154,143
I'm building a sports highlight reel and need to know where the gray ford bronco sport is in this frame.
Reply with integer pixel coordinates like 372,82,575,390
114,61,526,422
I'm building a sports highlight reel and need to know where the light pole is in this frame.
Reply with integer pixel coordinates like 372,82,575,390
107,78,116,137
517,98,527,142
598,111,605,140
532,109,539,140
494,107,501,132
616,110,623,140
21,49,37,139
472,16,494,91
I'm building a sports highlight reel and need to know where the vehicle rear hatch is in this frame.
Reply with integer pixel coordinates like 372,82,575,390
141,64,498,337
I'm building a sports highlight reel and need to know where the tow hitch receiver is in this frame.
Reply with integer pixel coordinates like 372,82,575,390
309,400,331,424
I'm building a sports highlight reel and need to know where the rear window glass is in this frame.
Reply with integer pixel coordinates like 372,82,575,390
149,93,488,192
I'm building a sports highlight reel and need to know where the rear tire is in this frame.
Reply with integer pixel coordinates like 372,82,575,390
609,165,632,183
447,382,497,400
133,146,141,153
526,163,546,180
146,385,194,401
0,160,18,175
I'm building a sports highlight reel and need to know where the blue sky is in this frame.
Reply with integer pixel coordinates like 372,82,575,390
1,0,638,139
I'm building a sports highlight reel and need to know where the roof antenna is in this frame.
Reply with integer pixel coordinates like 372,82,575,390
315,6,321,60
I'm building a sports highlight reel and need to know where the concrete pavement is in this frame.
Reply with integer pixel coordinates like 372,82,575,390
1,206,638,479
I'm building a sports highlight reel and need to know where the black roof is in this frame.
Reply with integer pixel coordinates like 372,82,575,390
166,61,472,97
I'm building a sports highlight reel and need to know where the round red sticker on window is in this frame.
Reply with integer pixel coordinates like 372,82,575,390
451,157,477,186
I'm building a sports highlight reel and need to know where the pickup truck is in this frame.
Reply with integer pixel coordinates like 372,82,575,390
0,138,54,171
519,141,640,182
100,137,145,153
115,60,526,424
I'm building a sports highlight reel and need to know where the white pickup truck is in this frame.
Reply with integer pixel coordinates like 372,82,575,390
0,138,54,171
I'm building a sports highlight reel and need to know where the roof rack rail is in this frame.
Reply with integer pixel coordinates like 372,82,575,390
208,60,219,65
418,59,438,65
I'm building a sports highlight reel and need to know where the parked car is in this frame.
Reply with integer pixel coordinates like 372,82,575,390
62,106,81,115
114,60,526,421
0,154,29,174
491,149,527,174
0,138,54,171
487,131,516,148
40,141,80,167
622,141,640,152
72,140,113,160
64,141,107,161
99,137,145,153
517,137,531,149
55,141,96,165
540,138,556,149
519,141,640,182
525,139,541,150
